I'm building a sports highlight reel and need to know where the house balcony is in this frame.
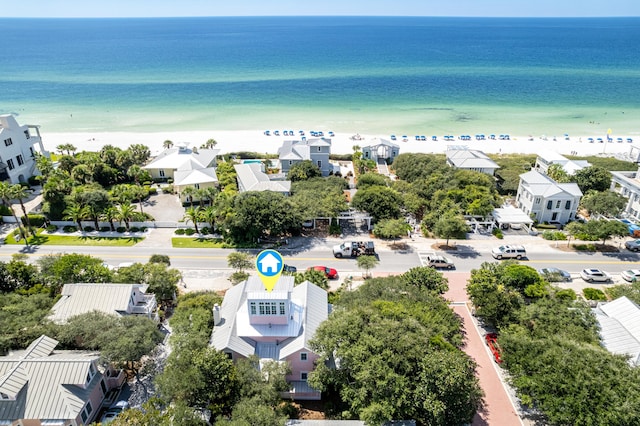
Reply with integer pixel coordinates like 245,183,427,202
281,381,321,401
131,295,157,318
105,369,126,390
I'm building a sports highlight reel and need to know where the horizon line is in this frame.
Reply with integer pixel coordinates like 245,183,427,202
1,15,639,19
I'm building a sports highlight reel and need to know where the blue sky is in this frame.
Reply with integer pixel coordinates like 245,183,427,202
2,0,639,18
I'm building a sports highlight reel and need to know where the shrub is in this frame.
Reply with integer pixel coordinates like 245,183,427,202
200,227,210,235
329,218,341,236
185,228,196,236
535,223,558,230
116,226,126,233
492,228,504,239
148,187,158,196
175,228,186,235
83,226,95,232
100,226,111,232
555,288,577,301
129,227,140,233
149,254,171,265
143,181,153,186
583,287,607,301
140,226,148,232
163,185,175,194
22,214,46,227
229,271,250,284
28,175,41,186
542,230,567,240
63,225,77,233
0,204,12,216
46,224,58,233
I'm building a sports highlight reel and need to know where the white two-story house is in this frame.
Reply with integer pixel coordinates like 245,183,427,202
516,170,582,224
278,138,332,177
0,114,48,184
610,168,640,221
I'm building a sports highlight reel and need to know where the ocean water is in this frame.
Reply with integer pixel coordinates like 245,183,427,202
1,16,639,136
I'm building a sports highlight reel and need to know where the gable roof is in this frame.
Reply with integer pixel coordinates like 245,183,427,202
0,336,100,422
537,150,591,174
211,276,328,360
278,138,331,161
49,283,149,323
363,138,400,149
174,168,218,186
234,163,291,193
446,147,499,170
519,170,582,198
594,296,640,365
143,146,219,171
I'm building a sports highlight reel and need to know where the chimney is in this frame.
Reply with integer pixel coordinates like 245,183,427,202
213,304,221,326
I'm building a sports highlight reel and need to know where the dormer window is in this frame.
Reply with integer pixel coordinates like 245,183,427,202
86,363,96,383
249,301,287,316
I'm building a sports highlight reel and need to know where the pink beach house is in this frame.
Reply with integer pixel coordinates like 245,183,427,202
211,276,329,400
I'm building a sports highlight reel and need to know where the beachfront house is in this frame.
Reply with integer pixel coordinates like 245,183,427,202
446,146,499,176
143,144,219,204
210,276,328,400
0,335,126,425
234,163,291,195
593,296,640,366
278,138,332,177
49,283,158,323
535,150,591,175
516,170,582,224
362,138,400,164
610,168,640,221
0,114,49,184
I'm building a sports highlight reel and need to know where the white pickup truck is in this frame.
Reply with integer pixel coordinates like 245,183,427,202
333,241,376,258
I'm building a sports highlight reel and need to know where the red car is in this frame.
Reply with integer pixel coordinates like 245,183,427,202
307,266,338,279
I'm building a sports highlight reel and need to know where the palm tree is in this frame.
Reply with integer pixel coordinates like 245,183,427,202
181,186,196,207
87,204,101,230
9,185,33,232
127,165,147,213
200,205,217,231
201,138,217,149
183,207,201,234
34,153,54,182
195,188,209,208
202,186,219,205
101,206,119,231
0,182,28,245
116,202,136,231
163,140,174,150
63,202,90,231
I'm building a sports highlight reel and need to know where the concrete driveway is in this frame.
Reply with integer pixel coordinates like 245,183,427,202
134,192,185,223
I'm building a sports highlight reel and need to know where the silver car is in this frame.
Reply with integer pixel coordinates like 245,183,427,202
580,269,612,283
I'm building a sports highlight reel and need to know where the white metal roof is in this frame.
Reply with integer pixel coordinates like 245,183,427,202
492,206,534,224
173,167,218,186
594,296,640,365
519,170,583,197
234,163,291,193
446,148,499,170
143,147,218,170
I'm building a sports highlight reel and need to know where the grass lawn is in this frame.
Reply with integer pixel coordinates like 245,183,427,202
172,237,226,248
4,231,142,246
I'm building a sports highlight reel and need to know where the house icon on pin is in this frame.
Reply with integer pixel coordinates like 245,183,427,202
258,252,281,275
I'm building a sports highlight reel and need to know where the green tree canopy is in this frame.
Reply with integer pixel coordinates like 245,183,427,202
287,160,322,181
574,166,612,193
351,186,403,221
580,190,628,217
432,212,468,245
401,266,449,294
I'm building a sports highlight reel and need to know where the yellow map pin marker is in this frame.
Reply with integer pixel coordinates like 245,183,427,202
256,249,284,292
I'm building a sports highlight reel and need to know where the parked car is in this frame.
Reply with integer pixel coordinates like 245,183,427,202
283,264,297,273
538,267,572,282
625,239,640,252
425,254,455,269
307,266,338,279
101,401,129,424
491,245,526,260
580,268,612,283
621,269,640,282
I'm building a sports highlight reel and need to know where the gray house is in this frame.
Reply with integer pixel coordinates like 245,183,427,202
362,138,399,163
278,138,331,176
516,170,582,224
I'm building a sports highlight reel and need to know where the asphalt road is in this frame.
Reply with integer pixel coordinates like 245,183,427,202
2,240,639,279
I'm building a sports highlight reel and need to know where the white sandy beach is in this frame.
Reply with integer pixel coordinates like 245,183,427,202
41,130,639,159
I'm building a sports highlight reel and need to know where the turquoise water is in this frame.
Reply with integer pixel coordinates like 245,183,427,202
1,17,639,135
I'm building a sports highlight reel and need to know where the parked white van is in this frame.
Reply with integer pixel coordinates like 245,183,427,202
491,245,526,260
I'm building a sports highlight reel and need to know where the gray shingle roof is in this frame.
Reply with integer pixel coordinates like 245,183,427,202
0,336,101,422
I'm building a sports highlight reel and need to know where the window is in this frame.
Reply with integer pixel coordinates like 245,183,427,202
29,147,34,156
289,160,292,165
24,130,30,139
535,198,540,205
300,352,308,361
546,200,552,210
317,146,321,152
194,183,200,189
6,159,14,170
565,200,571,210
16,155,24,166
225,352,233,360
159,169,165,177
556,200,561,208
250,302,256,315
301,372,308,380
100,379,107,395
3,138,12,146
279,302,286,315
317,160,322,168
552,212,558,221
80,401,93,422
